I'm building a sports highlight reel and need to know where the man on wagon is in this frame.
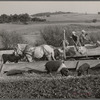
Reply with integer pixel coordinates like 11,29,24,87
70,31,81,51
79,30,89,46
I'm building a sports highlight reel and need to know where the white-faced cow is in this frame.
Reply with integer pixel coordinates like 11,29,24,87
45,60,69,77
0,52,23,72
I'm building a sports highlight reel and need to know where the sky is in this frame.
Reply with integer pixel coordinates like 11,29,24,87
0,1,100,15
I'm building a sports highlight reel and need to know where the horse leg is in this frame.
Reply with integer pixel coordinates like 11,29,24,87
51,52,56,61
46,55,52,61
26,54,33,62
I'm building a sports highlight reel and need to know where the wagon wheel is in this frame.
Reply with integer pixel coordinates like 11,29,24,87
92,57,99,60
97,57,100,60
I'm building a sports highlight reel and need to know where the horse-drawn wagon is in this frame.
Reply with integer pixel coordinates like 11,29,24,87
65,44,100,61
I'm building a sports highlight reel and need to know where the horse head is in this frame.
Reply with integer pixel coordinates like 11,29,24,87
14,47,23,57
54,48,64,60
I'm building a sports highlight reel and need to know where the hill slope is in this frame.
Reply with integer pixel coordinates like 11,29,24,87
32,12,100,22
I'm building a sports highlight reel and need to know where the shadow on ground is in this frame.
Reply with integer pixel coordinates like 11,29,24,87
27,68,47,74
3,68,47,76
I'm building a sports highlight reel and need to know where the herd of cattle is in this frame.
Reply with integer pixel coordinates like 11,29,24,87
0,44,98,77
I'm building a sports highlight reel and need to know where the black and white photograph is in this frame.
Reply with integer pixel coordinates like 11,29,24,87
0,1,100,99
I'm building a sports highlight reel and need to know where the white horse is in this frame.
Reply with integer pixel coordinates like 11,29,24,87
33,44,56,61
14,44,64,62
22,44,56,62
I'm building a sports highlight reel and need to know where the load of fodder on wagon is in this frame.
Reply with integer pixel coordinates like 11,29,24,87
0,75,100,98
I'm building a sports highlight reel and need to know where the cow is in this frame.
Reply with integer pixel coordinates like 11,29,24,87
0,52,23,72
76,62,90,76
45,60,69,77
1,52,22,64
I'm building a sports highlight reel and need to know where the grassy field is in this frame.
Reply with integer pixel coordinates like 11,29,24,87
0,22,100,46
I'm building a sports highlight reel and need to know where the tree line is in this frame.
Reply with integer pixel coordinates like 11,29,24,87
0,13,46,24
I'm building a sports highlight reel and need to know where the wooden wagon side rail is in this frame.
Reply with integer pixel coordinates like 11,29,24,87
66,54,100,60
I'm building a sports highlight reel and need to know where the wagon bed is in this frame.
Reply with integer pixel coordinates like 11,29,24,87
65,45,100,60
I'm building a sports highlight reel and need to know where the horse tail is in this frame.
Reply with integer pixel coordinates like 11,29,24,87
51,51,56,61
42,45,54,61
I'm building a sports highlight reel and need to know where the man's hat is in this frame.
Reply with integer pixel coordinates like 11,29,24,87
82,30,86,33
72,31,76,35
